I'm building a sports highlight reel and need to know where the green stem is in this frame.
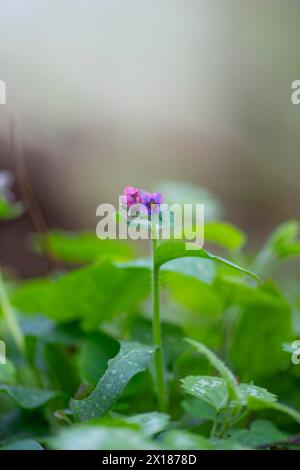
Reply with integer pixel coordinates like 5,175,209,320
151,232,167,412
0,269,25,354
210,413,219,438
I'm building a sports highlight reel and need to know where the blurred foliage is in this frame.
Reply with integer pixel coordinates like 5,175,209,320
0,181,300,450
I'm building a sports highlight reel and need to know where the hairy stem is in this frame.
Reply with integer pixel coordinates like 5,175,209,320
0,269,25,354
151,231,167,411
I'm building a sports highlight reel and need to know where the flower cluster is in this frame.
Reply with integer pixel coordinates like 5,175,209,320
122,186,163,215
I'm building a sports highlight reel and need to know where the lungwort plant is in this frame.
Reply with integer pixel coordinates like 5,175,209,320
0,180,300,450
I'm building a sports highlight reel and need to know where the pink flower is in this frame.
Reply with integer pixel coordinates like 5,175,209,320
122,186,142,208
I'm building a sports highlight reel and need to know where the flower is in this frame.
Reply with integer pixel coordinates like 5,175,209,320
0,171,14,201
141,192,163,214
122,186,164,216
122,186,142,208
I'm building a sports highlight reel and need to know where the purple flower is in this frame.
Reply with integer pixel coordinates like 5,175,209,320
122,186,142,208
141,192,164,214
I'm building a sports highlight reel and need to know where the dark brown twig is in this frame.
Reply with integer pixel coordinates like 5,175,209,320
9,118,61,272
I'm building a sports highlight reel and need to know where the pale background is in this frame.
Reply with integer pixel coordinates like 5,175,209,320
0,0,300,275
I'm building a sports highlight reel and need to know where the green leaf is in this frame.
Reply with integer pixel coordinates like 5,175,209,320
204,222,246,251
182,398,216,421
0,439,43,450
229,420,288,448
120,257,221,316
112,412,170,437
265,220,300,257
0,198,23,220
229,285,292,379
42,343,79,397
252,220,300,273
21,316,82,345
181,376,228,411
48,418,157,450
11,260,150,328
130,318,187,368
160,430,213,450
120,255,217,285
270,402,300,424
71,341,154,421
0,359,17,384
162,257,216,285
32,231,134,264
239,383,277,409
177,222,246,251
218,278,288,308
181,374,300,425
11,255,225,329
211,439,250,450
162,271,222,317
182,376,278,413
78,332,119,386
154,241,260,281
185,339,240,401
0,384,60,409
